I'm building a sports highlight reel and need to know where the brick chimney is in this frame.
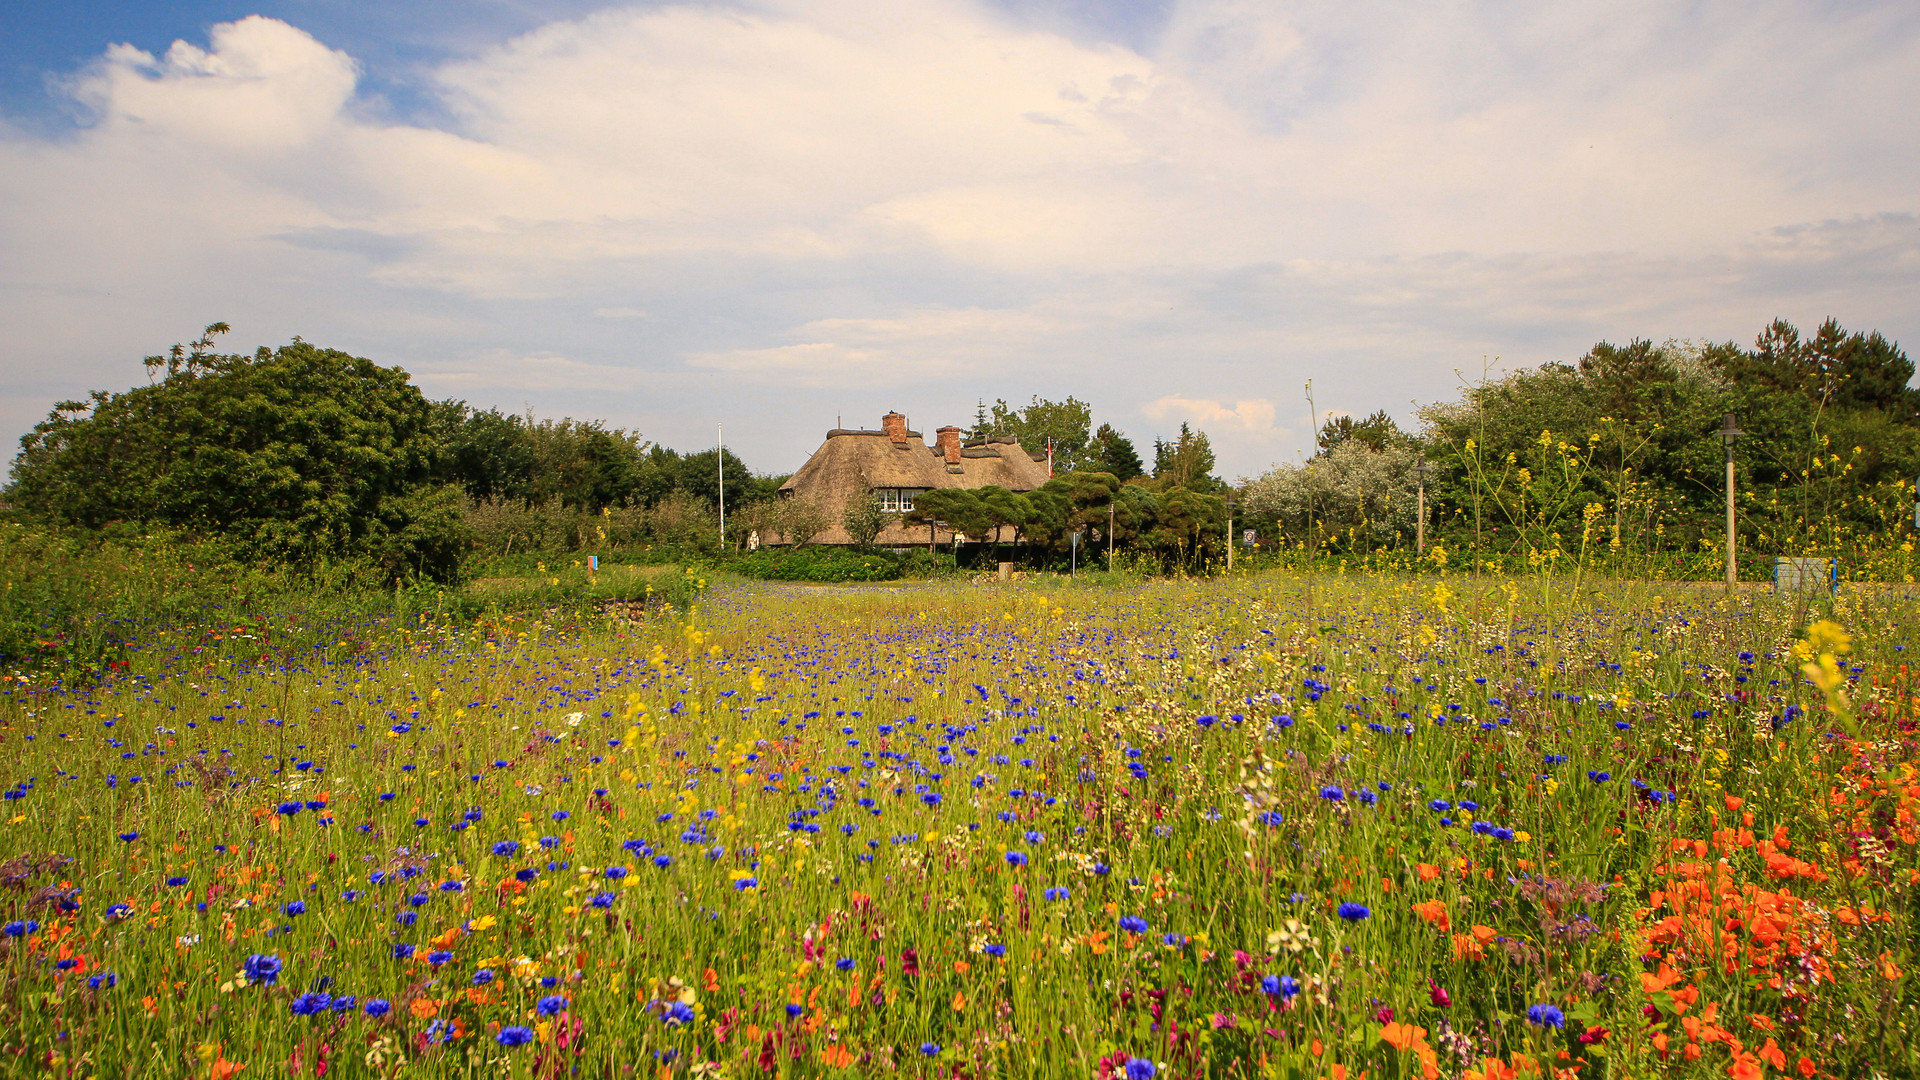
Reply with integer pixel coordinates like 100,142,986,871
936,425,963,464
882,411,908,445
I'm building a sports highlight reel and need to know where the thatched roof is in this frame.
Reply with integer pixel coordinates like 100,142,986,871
773,414,1051,546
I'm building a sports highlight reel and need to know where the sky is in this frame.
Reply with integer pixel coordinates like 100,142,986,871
1,0,1916,481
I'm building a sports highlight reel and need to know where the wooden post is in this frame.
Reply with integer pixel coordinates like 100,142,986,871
1414,457,1429,557
1720,414,1742,589
1225,500,1235,571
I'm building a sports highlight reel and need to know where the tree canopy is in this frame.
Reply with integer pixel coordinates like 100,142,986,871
972,396,1094,472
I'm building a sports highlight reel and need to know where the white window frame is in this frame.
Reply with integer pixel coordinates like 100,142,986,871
877,488,924,512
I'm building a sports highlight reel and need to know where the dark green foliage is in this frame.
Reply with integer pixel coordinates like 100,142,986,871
8,329,464,580
1092,423,1145,480
910,489,994,541
1415,317,1919,561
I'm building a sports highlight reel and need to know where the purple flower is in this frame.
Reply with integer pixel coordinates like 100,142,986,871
1527,1004,1566,1029
243,953,282,985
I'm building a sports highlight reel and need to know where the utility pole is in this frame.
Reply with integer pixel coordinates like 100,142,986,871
1414,457,1429,556
1720,414,1742,589
718,423,726,551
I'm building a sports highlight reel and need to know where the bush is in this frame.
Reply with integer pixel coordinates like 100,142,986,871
729,548,906,583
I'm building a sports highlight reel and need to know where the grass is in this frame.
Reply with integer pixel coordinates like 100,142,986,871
1,570,1916,1079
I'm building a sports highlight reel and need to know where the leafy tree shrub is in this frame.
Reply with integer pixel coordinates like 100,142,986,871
1241,441,1420,548
7,327,466,580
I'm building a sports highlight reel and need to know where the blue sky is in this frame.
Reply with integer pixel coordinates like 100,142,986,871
1,0,1915,478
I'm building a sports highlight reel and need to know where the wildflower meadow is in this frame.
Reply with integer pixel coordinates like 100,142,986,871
2,572,1917,1079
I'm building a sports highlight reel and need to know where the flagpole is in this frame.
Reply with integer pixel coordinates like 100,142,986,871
718,423,726,550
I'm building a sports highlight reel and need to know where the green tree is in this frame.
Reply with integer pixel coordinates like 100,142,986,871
1091,423,1145,479
841,487,892,550
1317,410,1406,453
910,489,993,542
1151,422,1220,491
8,326,467,579
975,396,1095,471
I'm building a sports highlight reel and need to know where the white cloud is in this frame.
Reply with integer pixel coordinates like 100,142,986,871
1143,395,1278,434
0,1,1916,478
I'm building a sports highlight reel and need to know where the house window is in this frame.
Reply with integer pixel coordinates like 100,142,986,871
877,488,925,512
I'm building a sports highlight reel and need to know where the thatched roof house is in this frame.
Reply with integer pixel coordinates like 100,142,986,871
775,412,1050,546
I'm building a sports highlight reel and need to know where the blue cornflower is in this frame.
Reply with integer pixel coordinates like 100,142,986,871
1336,902,1371,922
492,841,520,857
663,1001,695,1025
1125,1058,1157,1080
1005,851,1028,867
497,1026,534,1047
537,994,570,1016
1118,916,1149,933
365,998,392,1017
1526,1004,1566,1029
243,954,282,985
